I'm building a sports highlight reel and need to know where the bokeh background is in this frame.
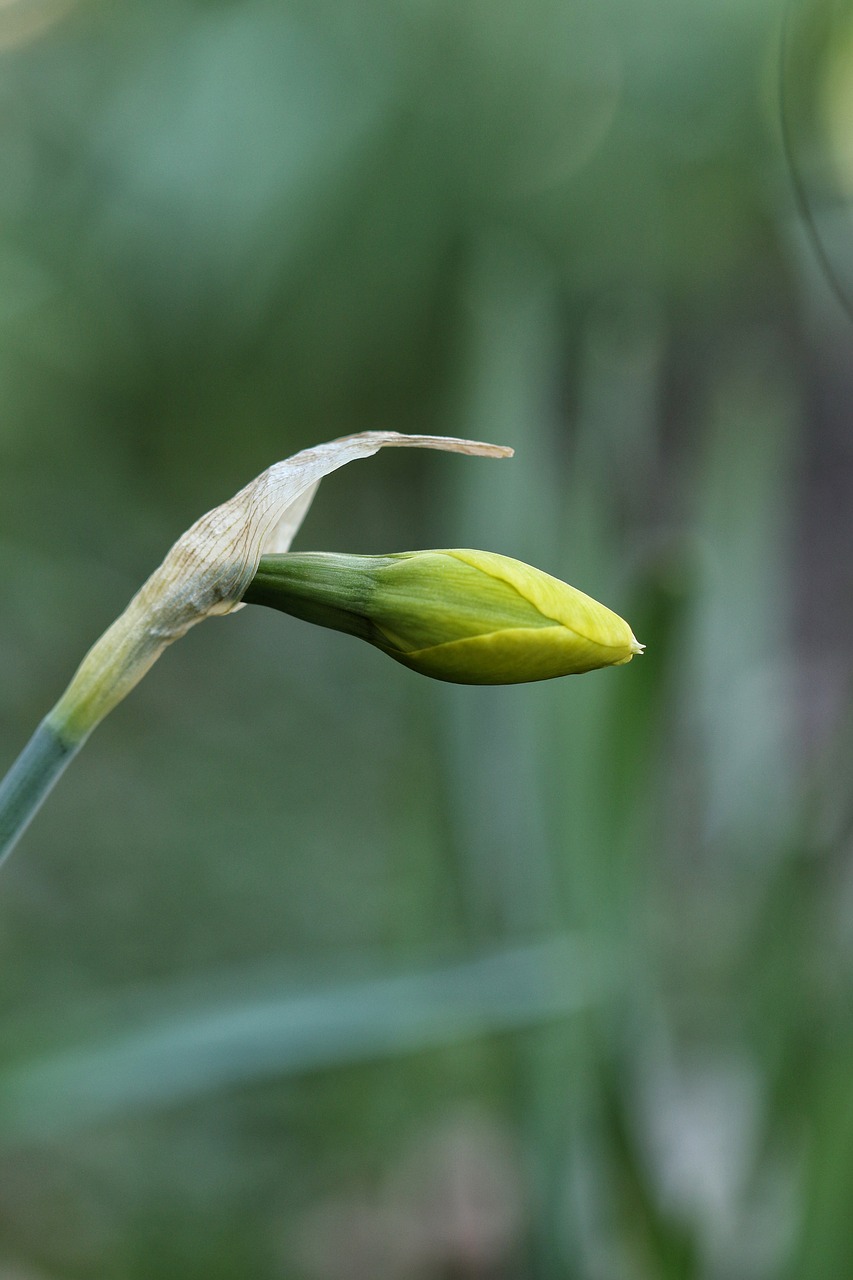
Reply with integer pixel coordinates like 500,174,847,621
3,0,853,1275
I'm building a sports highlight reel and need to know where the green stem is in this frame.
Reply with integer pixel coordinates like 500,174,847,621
0,720,81,869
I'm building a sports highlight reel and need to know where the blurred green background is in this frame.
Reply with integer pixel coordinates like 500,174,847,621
3,0,853,1275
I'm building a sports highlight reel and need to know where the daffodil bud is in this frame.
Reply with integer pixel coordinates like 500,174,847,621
243,550,643,684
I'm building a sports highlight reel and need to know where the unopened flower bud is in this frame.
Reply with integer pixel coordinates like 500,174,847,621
243,549,643,684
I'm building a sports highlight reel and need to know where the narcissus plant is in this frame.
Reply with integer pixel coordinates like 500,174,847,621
0,432,642,865
244,550,642,684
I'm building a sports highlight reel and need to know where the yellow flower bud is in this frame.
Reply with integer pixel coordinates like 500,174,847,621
243,549,643,685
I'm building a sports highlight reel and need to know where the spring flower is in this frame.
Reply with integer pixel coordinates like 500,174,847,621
0,430,643,864
245,549,643,684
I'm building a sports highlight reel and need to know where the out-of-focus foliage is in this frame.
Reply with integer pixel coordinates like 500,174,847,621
2,0,853,1276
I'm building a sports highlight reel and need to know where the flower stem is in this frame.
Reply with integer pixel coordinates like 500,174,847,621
0,720,81,869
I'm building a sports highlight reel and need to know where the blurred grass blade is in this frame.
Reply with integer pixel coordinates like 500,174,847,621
0,934,612,1143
